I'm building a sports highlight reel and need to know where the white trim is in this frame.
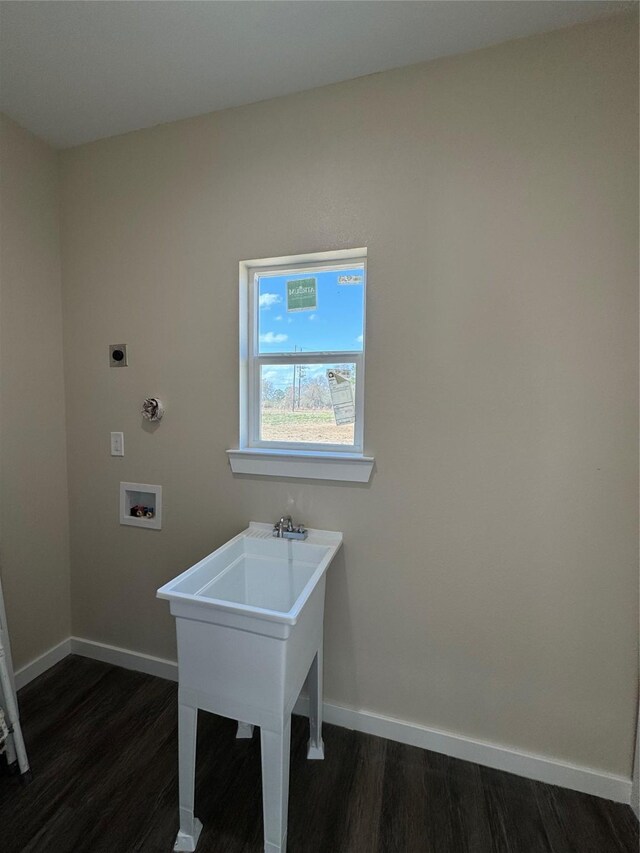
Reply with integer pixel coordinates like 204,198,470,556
14,638,71,690
12,635,632,805
293,695,632,804
69,637,178,682
227,448,374,482
632,697,639,820
240,248,367,276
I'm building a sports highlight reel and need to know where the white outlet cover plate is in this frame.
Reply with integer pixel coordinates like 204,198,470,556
110,432,124,456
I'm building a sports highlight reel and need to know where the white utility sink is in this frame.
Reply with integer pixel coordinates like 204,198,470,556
157,522,343,853
158,523,340,631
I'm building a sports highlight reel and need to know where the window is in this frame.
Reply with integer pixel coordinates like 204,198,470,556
253,257,365,452
228,249,374,482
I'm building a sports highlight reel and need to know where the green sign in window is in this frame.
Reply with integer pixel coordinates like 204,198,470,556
286,278,317,312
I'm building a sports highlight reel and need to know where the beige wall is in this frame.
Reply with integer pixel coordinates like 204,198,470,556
0,114,70,669
60,14,638,776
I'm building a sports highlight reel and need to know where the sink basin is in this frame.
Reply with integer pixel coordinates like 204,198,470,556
157,523,341,630
157,522,342,853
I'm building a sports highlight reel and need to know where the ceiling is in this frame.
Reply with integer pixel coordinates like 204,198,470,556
0,1,632,149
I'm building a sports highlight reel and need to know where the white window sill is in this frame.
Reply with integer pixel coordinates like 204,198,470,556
227,448,374,483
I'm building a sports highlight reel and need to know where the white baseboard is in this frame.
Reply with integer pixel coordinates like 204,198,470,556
632,704,639,820
14,636,632,806
70,636,178,682
14,638,71,690
292,696,631,805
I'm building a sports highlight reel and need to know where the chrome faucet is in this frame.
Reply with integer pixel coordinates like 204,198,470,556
273,515,308,540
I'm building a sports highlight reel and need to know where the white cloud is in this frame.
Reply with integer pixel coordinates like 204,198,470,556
356,334,363,343
259,332,288,344
308,314,317,321
262,368,281,382
274,315,283,321
259,293,281,309
307,364,330,379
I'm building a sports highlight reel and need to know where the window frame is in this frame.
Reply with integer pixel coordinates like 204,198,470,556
248,258,365,454
237,249,369,466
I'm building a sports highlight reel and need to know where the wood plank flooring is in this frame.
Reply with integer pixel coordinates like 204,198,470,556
0,656,637,852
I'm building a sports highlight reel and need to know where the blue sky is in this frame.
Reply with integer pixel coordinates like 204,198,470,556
258,267,364,355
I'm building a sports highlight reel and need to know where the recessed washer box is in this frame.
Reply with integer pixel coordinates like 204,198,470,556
120,482,162,529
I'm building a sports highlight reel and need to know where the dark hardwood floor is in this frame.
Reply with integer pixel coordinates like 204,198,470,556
0,656,636,852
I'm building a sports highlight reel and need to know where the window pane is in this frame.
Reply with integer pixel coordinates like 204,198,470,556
257,266,364,355
260,363,356,445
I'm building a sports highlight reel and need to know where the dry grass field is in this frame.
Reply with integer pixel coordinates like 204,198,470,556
261,409,354,444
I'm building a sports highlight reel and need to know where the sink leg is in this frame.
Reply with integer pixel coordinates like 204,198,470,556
174,701,203,852
236,721,255,739
260,716,291,853
307,646,325,760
